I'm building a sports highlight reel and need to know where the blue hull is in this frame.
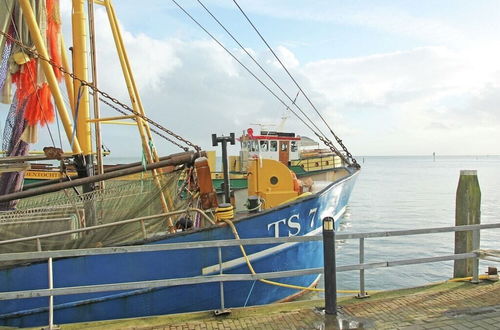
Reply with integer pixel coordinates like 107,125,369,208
0,170,358,327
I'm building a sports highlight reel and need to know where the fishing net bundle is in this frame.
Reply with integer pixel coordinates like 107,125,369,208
0,36,12,91
0,95,29,210
0,168,202,261
0,0,64,210
1,0,62,127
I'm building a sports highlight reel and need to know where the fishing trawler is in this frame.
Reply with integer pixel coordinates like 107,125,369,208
20,126,345,189
0,0,359,327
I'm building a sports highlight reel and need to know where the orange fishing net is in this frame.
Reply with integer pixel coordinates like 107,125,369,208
24,83,55,126
12,59,54,126
46,0,62,81
10,0,62,127
11,59,37,101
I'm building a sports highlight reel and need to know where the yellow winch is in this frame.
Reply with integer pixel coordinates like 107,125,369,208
216,203,234,221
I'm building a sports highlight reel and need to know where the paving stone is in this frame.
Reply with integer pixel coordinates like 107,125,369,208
61,281,500,330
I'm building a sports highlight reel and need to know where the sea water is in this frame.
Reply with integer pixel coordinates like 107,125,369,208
335,155,500,293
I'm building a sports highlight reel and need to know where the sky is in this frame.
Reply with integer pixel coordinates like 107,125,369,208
2,0,500,157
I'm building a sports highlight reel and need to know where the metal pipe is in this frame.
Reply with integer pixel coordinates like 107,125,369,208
22,152,197,190
87,115,136,122
212,134,235,204
103,0,173,219
472,229,480,283
0,223,497,262
218,247,225,311
72,0,91,155
105,0,157,154
358,237,366,298
221,139,230,203
102,0,154,162
60,36,75,114
0,152,198,203
88,0,104,185
18,0,82,154
103,0,173,226
48,257,54,330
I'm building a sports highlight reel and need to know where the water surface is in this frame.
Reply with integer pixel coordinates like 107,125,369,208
336,155,499,292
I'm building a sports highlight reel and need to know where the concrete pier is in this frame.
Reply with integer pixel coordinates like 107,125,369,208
40,280,500,329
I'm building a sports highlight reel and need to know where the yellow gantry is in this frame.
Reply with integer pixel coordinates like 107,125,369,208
102,0,174,228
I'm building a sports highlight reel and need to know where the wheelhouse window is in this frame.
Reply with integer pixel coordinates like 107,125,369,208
291,141,298,152
281,142,288,151
270,141,277,152
259,140,269,152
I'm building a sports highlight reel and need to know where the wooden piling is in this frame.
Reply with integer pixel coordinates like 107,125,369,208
453,170,481,278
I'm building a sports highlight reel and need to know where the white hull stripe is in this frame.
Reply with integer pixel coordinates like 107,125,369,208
201,206,346,275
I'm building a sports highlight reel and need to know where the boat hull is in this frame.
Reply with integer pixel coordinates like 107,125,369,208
0,170,358,327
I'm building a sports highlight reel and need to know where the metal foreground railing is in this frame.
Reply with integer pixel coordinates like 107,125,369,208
0,222,499,328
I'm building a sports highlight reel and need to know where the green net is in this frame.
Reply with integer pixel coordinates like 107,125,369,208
0,168,201,259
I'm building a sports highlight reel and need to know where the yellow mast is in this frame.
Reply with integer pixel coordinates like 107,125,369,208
18,0,82,154
71,0,92,155
102,0,175,230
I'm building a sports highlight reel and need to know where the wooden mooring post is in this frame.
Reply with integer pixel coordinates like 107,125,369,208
453,170,481,279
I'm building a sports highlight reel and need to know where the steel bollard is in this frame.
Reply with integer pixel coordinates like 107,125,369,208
323,217,337,315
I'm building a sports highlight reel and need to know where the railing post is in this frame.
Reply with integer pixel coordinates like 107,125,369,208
454,170,481,279
48,257,54,330
357,237,368,298
322,217,337,315
218,247,225,310
214,246,230,315
472,229,480,283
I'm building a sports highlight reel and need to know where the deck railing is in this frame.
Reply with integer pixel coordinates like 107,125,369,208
0,222,498,328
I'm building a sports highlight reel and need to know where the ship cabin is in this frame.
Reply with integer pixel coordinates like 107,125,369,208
240,128,300,165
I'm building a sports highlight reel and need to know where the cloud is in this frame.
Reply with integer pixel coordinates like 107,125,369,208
214,0,468,46
2,2,500,157
300,45,500,155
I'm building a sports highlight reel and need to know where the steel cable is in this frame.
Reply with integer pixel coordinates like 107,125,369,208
232,0,359,168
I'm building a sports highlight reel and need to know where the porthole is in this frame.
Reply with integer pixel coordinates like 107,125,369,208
270,176,278,185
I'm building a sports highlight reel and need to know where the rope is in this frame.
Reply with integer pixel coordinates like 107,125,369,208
221,219,362,294
448,275,492,282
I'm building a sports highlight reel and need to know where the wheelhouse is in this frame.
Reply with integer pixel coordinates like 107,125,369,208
240,128,301,165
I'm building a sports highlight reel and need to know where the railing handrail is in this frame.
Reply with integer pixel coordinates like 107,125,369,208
0,221,497,321
0,252,478,301
336,222,500,239
0,222,498,262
